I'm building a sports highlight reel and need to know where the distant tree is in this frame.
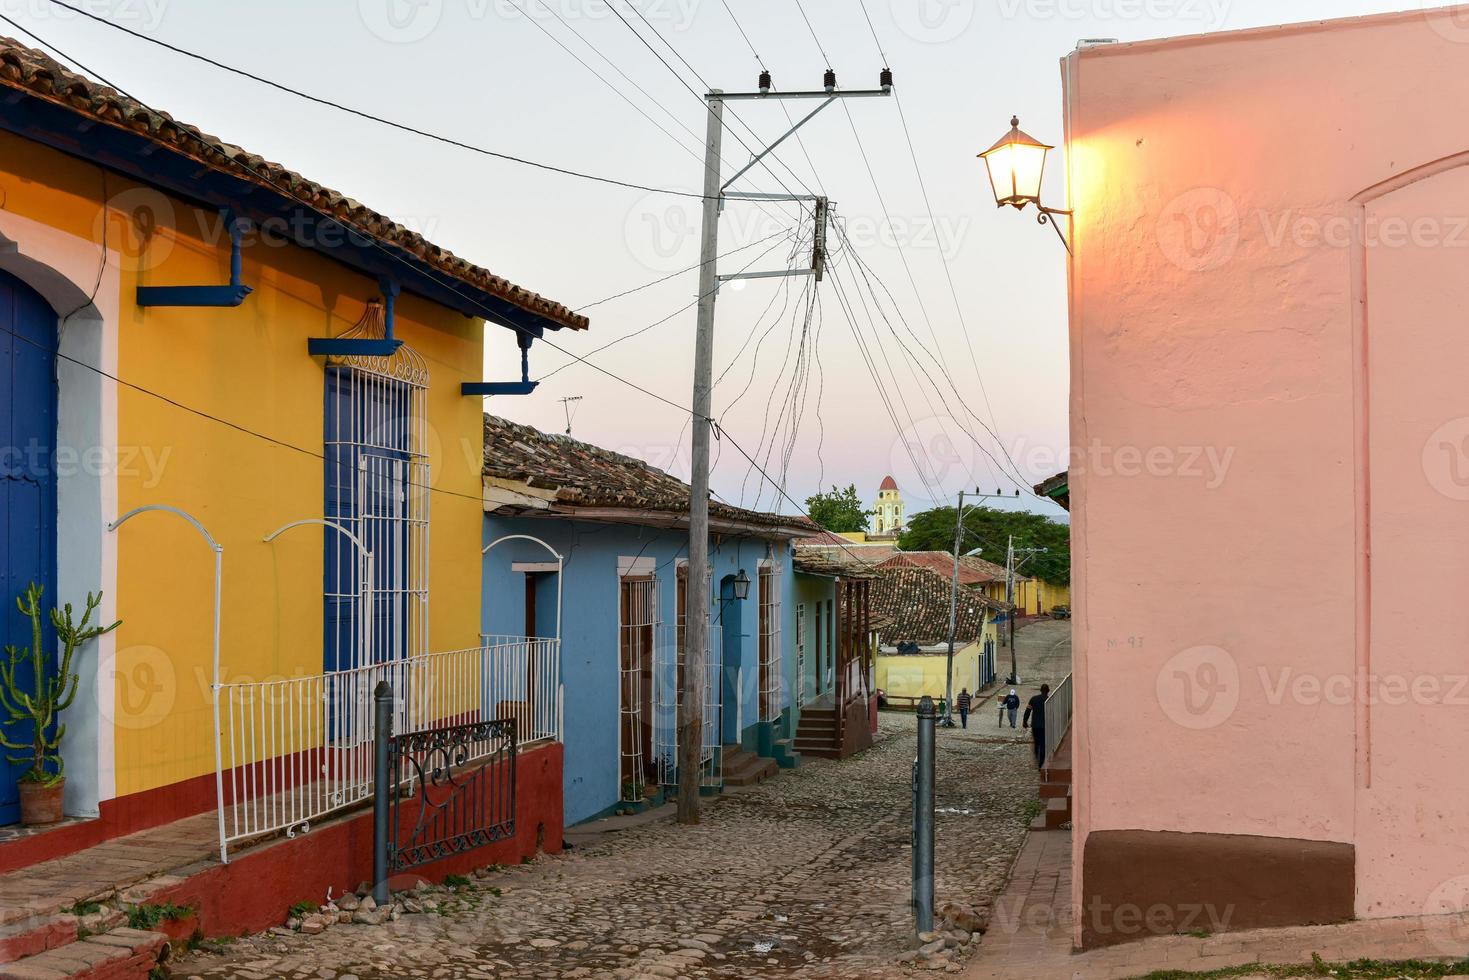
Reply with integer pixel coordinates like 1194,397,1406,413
899,505,1071,585
805,484,872,534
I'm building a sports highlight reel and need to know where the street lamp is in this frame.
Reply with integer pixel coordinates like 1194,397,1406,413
979,116,1073,253
731,569,751,601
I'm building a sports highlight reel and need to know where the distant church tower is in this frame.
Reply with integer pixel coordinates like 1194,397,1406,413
871,476,906,539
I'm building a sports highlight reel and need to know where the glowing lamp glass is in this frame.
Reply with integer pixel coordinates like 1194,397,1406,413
980,117,1052,210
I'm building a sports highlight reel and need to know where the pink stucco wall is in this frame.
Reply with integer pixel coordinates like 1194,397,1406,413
1064,5,1469,935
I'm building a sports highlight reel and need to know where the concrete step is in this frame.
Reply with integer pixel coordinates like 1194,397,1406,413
720,746,778,787
0,927,169,980
1043,795,1071,830
1038,781,1070,800
0,916,78,966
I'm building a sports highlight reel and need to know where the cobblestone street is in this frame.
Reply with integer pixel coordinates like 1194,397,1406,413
173,623,1071,980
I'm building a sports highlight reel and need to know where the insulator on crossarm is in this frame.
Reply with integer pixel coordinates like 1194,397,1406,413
759,70,771,94
823,68,836,92
880,67,893,91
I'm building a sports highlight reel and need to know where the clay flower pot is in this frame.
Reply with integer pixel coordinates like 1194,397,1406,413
18,778,64,826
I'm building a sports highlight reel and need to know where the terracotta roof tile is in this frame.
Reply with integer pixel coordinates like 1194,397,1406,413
870,564,1003,647
483,414,815,534
0,37,586,332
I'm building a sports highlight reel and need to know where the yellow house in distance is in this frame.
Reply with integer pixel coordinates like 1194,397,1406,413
869,562,1004,708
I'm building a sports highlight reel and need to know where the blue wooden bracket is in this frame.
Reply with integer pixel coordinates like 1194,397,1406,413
309,279,404,357
462,331,538,396
136,209,253,307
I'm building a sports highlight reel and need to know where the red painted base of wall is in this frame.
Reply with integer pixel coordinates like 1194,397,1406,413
150,742,563,938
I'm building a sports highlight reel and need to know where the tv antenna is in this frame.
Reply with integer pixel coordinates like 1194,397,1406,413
559,396,583,435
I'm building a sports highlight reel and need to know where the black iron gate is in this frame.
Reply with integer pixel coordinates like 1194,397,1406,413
385,715,518,873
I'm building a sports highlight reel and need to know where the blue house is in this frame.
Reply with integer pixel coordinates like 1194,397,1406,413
480,415,823,824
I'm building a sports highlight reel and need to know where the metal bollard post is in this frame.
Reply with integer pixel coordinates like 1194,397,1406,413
913,695,936,935
372,680,393,906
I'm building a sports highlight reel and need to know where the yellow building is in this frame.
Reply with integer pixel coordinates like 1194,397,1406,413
0,41,583,836
869,562,1003,707
870,475,905,540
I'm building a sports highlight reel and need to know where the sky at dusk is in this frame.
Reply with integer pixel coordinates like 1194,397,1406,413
2,0,1435,521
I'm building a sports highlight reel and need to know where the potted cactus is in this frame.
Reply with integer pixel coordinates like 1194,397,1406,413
1,584,119,825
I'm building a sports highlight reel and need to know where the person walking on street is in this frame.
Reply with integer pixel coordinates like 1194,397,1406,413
1004,689,1021,728
1023,684,1051,769
956,688,972,729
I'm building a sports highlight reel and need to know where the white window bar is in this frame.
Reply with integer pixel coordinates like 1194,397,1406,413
758,565,782,723
618,576,660,802
664,568,721,789
324,302,429,695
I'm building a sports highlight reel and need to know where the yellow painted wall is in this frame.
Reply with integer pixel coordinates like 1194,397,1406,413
876,618,1001,703
0,131,489,797
1037,580,1071,613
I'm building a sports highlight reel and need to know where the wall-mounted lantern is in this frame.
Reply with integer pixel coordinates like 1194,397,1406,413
978,116,1073,253
731,569,751,601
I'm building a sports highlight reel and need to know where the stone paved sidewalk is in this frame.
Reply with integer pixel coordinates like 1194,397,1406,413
171,713,1037,980
963,829,1469,980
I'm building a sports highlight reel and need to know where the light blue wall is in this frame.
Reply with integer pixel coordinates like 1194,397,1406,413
483,515,796,825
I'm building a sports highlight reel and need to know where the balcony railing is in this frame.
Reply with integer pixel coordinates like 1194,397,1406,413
215,636,560,863
1043,672,1073,766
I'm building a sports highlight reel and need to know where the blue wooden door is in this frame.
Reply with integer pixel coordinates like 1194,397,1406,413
0,269,58,825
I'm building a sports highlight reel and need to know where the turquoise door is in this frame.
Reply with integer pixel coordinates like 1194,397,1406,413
0,269,58,825
719,578,744,745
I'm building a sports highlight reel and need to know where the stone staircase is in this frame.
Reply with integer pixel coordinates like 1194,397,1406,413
793,700,842,759
0,920,171,979
1032,731,1073,830
720,745,778,787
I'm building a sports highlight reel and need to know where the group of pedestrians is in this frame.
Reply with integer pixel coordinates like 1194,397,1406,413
951,683,1054,768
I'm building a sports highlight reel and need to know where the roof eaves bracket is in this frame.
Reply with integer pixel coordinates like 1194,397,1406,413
462,330,538,397
308,278,404,357
135,209,253,308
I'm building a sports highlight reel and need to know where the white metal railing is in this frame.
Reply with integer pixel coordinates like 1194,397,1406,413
758,566,782,722
1043,672,1073,766
216,637,561,862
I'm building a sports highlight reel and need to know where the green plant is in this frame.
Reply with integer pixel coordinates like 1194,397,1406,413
0,585,119,787
125,902,192,931
442,874,471,889
287,901,315,919
67,899,102,917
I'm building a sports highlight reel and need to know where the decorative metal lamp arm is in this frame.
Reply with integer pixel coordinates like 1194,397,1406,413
1036,205,1073,255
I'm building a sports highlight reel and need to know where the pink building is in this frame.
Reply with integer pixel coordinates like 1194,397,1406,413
1064,6,1469,949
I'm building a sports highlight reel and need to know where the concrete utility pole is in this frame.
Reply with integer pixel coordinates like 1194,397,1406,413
678,92,724,825
679,74,892,824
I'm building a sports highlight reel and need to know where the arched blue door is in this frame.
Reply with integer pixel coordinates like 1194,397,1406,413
0,269,58,825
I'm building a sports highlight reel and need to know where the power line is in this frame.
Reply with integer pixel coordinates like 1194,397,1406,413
793,0,834,67
32,0,713,202
0,12,899,571
573,225,791,312
537,228,796,382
